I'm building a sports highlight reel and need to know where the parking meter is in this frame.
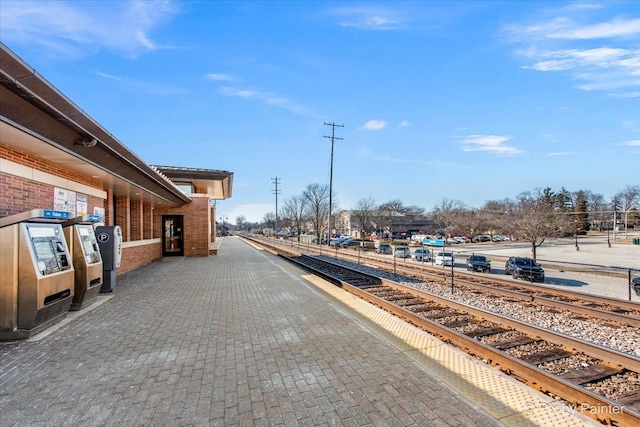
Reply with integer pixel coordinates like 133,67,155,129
95,225,122,292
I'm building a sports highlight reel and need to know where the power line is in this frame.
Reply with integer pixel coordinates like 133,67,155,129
324,121,343,243
272,177,281,236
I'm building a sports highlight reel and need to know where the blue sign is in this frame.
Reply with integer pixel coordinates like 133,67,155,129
43,210,70,219
423,239,444,247
88,215,101,222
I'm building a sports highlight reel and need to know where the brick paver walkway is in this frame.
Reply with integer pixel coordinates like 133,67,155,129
0,237,501,426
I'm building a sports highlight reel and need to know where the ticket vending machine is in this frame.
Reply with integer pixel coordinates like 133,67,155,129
95,225,122,293
62,215,103,310
0,209,74,341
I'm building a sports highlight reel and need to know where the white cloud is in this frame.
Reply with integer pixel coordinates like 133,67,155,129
623,140,640,147
326,6,403,30
547,152,573,157
608,91,640,99
523,47,639,72
93,71,125,82
622,120,640,131
503,11,640,96
549,18,640,40
93,70,186,95
218,86,306,114
460,135,522,155
504,16,640,41
361,120,387,130
399,120,410,128
205,73,235,81
0,0,179,58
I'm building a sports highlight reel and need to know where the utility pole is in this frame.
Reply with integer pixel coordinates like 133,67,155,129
272,177,281,237
324,121,343,244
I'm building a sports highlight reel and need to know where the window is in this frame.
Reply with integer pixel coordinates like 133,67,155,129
175,182,194,195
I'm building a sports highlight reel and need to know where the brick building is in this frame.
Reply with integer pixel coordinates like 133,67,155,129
0,43,233,275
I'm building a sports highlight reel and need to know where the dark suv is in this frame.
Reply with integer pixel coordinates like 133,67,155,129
633,277,640,297
466,255,491,272
376,243,393,255
505,257,545,282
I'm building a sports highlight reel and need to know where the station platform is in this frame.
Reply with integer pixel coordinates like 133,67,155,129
0,236,598,426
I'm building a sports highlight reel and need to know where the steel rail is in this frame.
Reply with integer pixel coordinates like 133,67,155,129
346,282,640,426
251,237,640,327
281,252,640,426
456,269,640,312
387,262,640,328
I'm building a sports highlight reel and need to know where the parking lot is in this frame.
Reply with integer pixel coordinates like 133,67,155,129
405,234,640,302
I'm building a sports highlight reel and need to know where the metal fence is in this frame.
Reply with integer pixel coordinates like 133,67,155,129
259,235,640,303
482,254,640,302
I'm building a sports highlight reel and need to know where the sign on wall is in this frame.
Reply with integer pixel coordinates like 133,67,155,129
94,207,105,223
76,194,88,216
53,187,76,216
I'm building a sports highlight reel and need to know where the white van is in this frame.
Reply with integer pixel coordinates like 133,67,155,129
394,246,411,258
435,251,455,266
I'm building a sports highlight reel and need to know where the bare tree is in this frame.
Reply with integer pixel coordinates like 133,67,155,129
584,191,608,231
303,183,330,244
431,198,466,238
503,190,565,260
373,199,425,238
235,215,246,233
376,199,403,238
613,185,640,238
403,204,425,221
478,199,509,238
262,212,276,230
351,197,377,235
281,195,308,241
454,208,480,239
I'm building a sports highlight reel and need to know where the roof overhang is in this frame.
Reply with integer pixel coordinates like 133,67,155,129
153,166,233,200
0,42,193,207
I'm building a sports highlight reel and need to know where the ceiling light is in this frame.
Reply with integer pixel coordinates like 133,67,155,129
74,138,98,148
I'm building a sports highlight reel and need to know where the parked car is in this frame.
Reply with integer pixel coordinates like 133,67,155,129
329,237,349,246
376,243,393,255
435,251,455,266
340,239,361,248
472,235,491,242
633,277,640,296
505,257,545,282
412,248,431,261
466,255,491,272
394,245,411,258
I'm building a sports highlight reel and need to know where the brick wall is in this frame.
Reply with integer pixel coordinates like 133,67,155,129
183,197,211,257
118,241,162,274
0,144,104,217
0,144,101,187
115,195,130,242
104,189,114,226
2,143,214,275
155,196,212,257
130,199,143,241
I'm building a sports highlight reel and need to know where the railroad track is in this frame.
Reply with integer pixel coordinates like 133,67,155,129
283,253,640,426
359,255,640,329
252,237,640,329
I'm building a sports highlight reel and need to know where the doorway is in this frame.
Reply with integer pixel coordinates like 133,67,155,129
162,215,184,256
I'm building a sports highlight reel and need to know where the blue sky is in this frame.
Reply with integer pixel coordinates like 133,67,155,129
1,1,638,223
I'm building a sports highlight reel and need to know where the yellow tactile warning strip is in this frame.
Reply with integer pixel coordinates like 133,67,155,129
302,274,599,427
